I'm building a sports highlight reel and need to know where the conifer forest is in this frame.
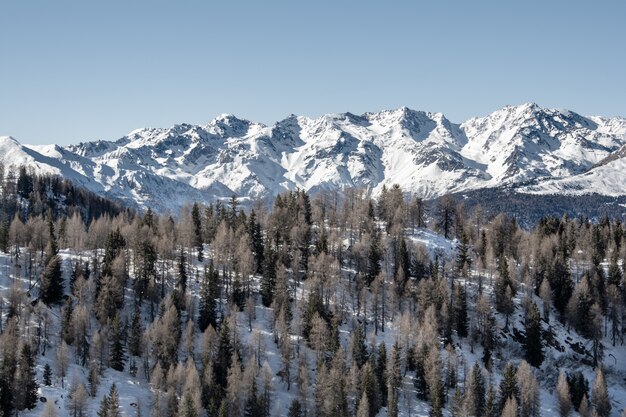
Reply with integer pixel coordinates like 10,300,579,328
1,170,626,417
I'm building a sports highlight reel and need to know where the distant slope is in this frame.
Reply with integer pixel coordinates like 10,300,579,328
1,103,625,213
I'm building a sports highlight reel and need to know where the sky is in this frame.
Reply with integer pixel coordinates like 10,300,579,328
1,0,625,145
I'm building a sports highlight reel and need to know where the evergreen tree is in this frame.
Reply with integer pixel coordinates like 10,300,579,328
567,371,589,412
375,343,388,407
498,362,518,414
192,202,204,261
15,342,38,411
287,399,303,417
578,394,590,417
414,346,429,400
356,392,370,417
107,383,121,417
98,383,121,417
548,256,574,318
395,236,410,285
248,210,264,274
40,243,64,305
466,362,486,417
260,241,276,307
61,297,74,345
387,342,401,417
352,325,368,368
366,229,382,286
437,195,456,239
501,396,518,417
97,392,110,417
523,302,544,367
214,321,233,388
591,367,611,417
453,282,469,338
456,230,472,276
101,228,125,278
556,371,572,417
485,384,497,417
481,312,496,371
429,377,444,417
43,364,52,386
494,256,515,323
128,305,144,357
198,262,219,332
360,361,380,417
109,314,126,372
134,238,157,300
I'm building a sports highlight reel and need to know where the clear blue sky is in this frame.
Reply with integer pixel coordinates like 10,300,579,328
1,0,625,145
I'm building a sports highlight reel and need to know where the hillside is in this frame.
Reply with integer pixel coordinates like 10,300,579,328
0,188,625,417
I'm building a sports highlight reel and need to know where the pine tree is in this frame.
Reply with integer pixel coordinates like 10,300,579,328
456,230,472,276
243,379,262,417
498,362,518,414
356,392,370,417
61,297,74,345
494,256,515,324
387,342,401,417
449,387,462,417
287,399,303,417
366,229,382,286
548,256,574,318
454,282,469,338
15,342,38,411
101,228,125,278
107,383,121,417
192,203,204,261
248,210,264,274
591,367,611,417
43,364,52,386
260,241,276,307
466,362,486,417
198,262,219,332
437,195,456,239
556,371,572,417
429,377,444,417
128,305,144,357
501,396,518,417
360,361,380,417
567,371,589,411
214,320,233,388
395,236,410,286
352,325,368,368
375,343,388,406
523,302,544,367
517,360,540,417
97,392,110,417
579,394,590,417
109,313,126,372
485,384,497,417
414,346,429,400
40,249,64,305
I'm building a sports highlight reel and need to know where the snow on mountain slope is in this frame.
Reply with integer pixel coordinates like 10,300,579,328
2,104,626,213
460,103,625,184
522,145,626,196
0,136,103,192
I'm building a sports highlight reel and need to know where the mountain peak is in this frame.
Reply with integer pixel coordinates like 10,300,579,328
2,104,625,213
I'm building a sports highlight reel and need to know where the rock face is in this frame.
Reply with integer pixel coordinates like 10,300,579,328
2,103,625,212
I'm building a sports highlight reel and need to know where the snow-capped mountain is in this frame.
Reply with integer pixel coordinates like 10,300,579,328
2,103,625,213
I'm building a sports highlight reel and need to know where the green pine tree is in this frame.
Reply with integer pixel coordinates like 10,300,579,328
523,302,544,367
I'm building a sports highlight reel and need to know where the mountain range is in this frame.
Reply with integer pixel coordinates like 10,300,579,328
2,103,626,213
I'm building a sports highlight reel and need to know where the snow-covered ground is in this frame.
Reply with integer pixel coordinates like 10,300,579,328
2,228,626,417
